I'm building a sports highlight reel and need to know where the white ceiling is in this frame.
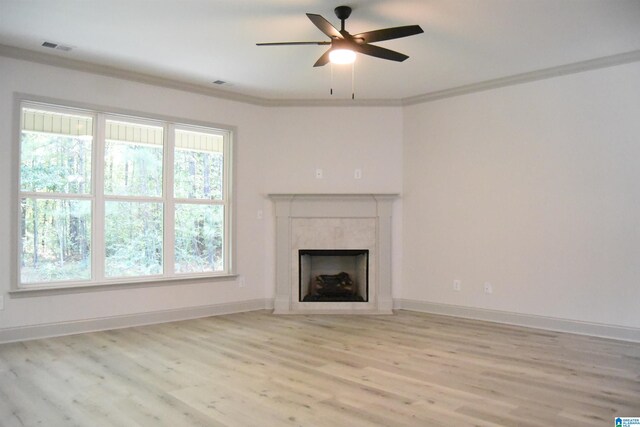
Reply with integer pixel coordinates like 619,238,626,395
1,0,640,102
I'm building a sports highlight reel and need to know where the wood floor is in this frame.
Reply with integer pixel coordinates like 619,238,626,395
0,310,638,427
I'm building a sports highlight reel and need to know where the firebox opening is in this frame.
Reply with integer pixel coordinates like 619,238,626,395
299,249,369,302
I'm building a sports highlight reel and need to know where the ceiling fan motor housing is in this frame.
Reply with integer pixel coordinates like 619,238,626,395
334,6,352,21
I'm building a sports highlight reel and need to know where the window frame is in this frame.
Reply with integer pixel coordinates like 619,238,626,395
13,96,236,292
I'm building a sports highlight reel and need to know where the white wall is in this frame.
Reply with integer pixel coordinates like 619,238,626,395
402,61,640,328
263,106,402,194
5,51,636,338
0,56,404,337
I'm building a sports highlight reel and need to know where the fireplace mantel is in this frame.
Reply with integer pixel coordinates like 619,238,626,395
269,194,398,314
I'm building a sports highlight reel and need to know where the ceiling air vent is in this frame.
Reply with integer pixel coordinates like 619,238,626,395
212,80,226,85
42,41,73,51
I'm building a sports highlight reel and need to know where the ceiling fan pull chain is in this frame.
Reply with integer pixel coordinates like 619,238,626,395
351,61,355,100
330,62,334,95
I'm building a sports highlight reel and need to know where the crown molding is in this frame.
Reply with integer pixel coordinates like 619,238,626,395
2,44,639,108
0,44,270,106
261,97,403,108
402,49,640,106
0,44,400,108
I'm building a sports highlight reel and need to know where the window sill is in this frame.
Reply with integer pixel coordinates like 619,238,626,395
9,274,238,298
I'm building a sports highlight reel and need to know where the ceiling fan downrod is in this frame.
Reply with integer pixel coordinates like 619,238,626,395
334,6,352,32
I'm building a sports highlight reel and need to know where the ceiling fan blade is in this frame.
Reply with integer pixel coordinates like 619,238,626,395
257,41,331,46
353,25,424,43
352,43,409,62
313,49,332,67
306,13,342,39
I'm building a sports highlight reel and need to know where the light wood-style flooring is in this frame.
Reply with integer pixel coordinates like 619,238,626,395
1,310,639,426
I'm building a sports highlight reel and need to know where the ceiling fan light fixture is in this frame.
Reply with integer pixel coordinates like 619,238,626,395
329,48,356,64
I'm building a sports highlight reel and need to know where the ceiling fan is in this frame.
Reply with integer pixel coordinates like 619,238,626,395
257,6,424,67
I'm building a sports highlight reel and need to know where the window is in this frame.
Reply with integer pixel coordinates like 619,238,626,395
18,101,233,288
173,128,226,274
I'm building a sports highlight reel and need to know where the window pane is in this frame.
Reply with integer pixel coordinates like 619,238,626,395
105,201,163,277
104,120,163,197
20,108,92,194
20,198,91,284
175,204,224,273
174,129,224,200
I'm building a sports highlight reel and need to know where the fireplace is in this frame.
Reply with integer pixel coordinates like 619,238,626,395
299,249,369,302
269,193,397,314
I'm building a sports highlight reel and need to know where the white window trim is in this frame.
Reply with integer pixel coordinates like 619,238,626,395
12,95,236,294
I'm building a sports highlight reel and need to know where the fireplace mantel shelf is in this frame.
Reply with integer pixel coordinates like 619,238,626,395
268,193,399,199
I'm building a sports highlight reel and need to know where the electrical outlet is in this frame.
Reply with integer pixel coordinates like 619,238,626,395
484,282,493,294
238,277,246,288
257,210,263,220
354,169,362,179
453,280,461,291
315,168,323,179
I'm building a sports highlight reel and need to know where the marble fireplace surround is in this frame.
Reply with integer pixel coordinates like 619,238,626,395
269,194,397,314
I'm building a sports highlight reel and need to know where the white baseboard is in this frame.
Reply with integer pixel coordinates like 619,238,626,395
394,299,640,343
0,299,272,344
4,298,637,344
